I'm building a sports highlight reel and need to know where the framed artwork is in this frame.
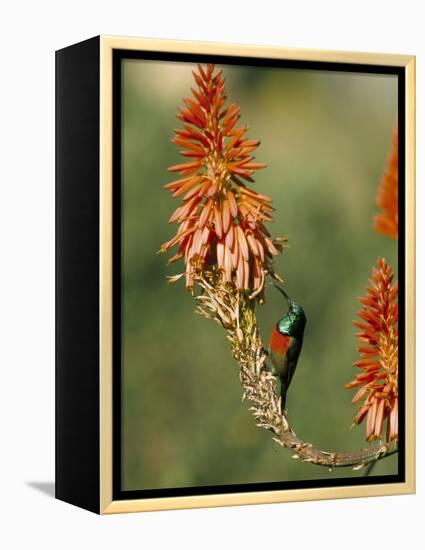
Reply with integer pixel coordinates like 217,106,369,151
55,36,415,514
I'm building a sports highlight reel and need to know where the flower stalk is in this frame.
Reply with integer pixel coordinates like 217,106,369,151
345,258,398,442
160,64,285,301
374,128,398,239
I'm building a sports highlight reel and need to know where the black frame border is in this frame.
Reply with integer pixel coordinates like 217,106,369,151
55,36,101,513
112,49,406,502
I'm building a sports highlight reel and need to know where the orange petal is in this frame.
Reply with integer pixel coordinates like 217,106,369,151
389,398,398,440
230,239,239,268
214,205,223,238
222,200,231,233
171,137,204,153
191,87,209,110
374,398,386,438
192,71,207,94
183,97,206,124
236,225,249,261
225,127,245,146
164,175,200,191
227,190,238,217
224,245,232,282
353,359,381,368
243,260,249,289
197,64,207,82
167,273,184,284
351,385,368,404
247,234,260,256
225,224,234,250
242,162,267,170
366,399,378,440
183,182,204,201
252,257,262,290
185,265,194,288
168,160,203,173
353,405,369,424
199,199,213,228
167,252,183,265
207,180,219,197
171,178,200,198
265,238,279,257
217,240,225,269
200,226,210,245
257,240,265,262
240,139,260,148
238,186,272,203
236,258,244,289
191,228,203,256
184,234,193,262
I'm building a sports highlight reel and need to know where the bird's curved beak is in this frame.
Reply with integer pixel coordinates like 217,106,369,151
272,284,292,309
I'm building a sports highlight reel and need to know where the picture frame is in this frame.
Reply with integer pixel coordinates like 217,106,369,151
55,35,415,514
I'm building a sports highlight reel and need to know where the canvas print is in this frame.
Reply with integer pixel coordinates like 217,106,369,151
118,57,400,495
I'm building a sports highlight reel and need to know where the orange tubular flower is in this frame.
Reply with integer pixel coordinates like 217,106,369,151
374,128,398,239
345,258,398,442
160,64,283,298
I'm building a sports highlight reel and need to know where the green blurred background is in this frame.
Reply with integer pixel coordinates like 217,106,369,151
121,59,398,491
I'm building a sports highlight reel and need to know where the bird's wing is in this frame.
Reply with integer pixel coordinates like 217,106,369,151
269,348,289,377
285,336,303,387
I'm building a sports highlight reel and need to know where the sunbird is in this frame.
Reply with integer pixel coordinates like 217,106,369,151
268,285,307,413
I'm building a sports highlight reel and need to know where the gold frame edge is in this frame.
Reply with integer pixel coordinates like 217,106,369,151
99,36,416,515
99,36,114,513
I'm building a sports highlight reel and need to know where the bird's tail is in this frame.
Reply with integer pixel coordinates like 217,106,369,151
280,382,287,414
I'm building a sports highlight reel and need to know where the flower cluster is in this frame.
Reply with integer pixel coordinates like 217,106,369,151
160,64,284,298
345,258,398,442
374,128,398,239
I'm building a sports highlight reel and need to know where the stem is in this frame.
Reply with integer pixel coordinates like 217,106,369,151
274,429,398,469
196,272,398,471
364,461,377,476
362,453,397,477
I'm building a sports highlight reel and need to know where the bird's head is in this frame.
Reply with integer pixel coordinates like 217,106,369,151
273,284,307,337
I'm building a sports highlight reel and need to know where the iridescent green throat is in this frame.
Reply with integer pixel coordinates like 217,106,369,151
277,303,307,337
